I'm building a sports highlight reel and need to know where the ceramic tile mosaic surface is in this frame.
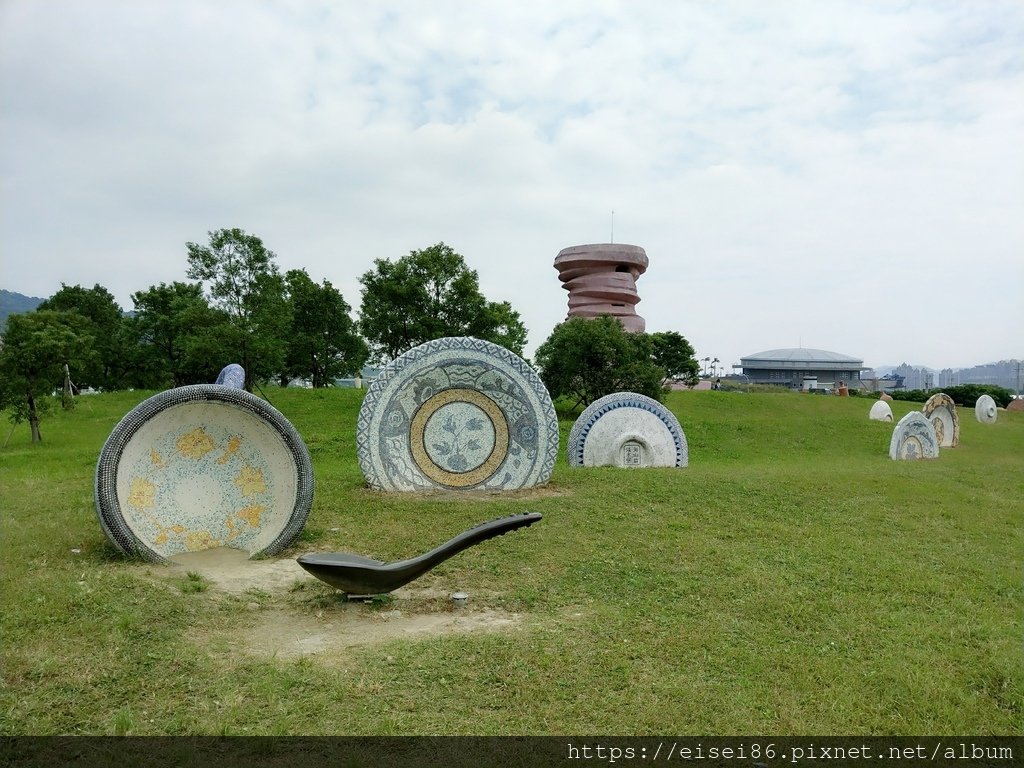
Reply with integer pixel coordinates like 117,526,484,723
922,392,960,448
214,363,246,389
567,391,688,468
356,337,558,491
95,385,313,562
889,411,940,460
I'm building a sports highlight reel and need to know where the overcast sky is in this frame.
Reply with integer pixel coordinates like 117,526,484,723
2,1,1021,371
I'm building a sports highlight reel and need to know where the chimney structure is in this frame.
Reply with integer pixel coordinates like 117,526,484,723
554,243,648,333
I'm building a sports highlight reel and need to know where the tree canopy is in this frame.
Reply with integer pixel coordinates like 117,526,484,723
130,281,233,388
282,269,368,388
186,229,290,389
534,316,669,409
0,311,97,441
650,330,701,386
37,283,130,391
358,242,527,362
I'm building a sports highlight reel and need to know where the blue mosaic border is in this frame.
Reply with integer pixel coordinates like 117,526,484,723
567,391,687,467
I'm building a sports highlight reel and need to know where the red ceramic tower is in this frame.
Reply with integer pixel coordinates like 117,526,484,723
554,243,648,332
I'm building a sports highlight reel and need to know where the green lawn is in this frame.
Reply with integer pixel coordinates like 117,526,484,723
1,388,1021,735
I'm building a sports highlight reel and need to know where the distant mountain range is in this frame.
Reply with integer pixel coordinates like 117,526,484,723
0,289,44,329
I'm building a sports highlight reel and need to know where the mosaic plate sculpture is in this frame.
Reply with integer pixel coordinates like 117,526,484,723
888,411,939,460
922,392,960,447
95,385,314,562
356,337,558,491
567,392,688,468
975,394,998,424
869,400,893,422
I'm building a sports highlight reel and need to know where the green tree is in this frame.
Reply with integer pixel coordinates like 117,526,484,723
0,311,97,441
37,283,129,390
358,242,527,361
186,229,290,390
650,330,700,386
130,282,233,388
282,269,369,388
479,300,529,358
534,316,667,410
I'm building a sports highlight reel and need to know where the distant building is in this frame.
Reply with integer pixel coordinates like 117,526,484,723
735,348,865,390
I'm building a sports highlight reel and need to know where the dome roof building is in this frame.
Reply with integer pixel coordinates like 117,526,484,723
736,347,865,390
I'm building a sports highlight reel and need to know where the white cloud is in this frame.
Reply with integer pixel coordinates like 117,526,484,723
1,0,1021,369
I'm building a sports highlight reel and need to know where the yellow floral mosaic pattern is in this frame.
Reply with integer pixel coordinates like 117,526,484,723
125,426,276,555
234,464,267,496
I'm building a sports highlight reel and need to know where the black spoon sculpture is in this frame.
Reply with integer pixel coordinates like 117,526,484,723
297,512,542,596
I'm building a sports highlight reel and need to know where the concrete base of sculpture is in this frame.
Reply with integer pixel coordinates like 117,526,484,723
922,393,960,447
356,337,558,491
889,412,939,460
95,385,314,562
568,392,687,468
869,400,893,422
297,512,541,596
975,394,998,423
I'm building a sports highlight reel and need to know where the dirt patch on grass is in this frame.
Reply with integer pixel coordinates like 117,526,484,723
167,548,522,660
168,547,309,594
220,606,521,660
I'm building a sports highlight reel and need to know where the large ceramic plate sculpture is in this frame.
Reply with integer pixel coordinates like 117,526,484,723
922,392,960,447
869,400,894,422
95,385,314,562
567,392,687,468
975,394,998,424
356,337,558,491
888,412,939,460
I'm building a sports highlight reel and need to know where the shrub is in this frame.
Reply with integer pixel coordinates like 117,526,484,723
889,384,1015,408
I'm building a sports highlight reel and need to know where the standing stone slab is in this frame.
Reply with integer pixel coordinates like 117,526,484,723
869,400,893,422
975,394,998,424
889,411,939,460
922,392,960,447
356,337,558,491
215,363,246,389
95,385,314,562
567,392,687,468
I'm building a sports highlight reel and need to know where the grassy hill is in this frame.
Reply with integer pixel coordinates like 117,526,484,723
1,388,1020,735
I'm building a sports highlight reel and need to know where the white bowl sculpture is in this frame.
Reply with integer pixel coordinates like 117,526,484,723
95,385,313,562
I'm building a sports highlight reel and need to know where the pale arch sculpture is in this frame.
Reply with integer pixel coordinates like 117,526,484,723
554,243,648,332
